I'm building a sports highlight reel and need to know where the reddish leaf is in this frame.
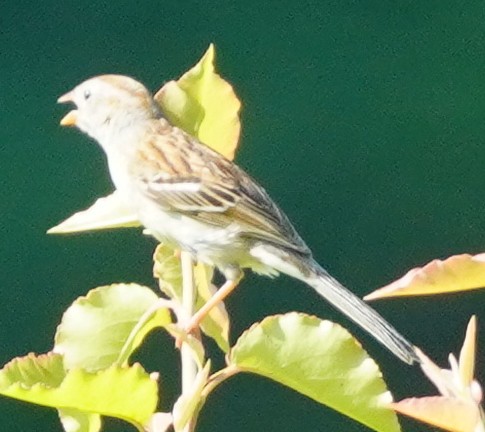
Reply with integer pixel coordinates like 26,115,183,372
391,396,481,432
366,254,485,300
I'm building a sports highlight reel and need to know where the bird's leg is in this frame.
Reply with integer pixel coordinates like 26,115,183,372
185,275,242,334
175,270,243,349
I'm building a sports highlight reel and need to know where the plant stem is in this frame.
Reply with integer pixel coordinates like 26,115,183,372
180,252,198,394
201,365,239,399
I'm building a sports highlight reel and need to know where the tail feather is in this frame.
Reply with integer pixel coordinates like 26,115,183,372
304,259,418,364
250,244,419,364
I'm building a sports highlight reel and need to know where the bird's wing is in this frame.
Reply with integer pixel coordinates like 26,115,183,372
144,173,240,213
133,121,311,255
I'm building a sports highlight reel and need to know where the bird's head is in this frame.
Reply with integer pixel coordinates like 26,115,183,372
58,74,159,144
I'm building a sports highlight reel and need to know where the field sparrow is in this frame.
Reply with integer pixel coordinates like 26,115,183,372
58,74,418,364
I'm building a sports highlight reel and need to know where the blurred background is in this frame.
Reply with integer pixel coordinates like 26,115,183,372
2,1,485,430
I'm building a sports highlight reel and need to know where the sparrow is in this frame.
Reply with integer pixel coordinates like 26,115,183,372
58,74,418,364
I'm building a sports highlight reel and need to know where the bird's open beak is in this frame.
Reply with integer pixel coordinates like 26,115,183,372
57,91,78,126
57,91,74,104
59,110,78,126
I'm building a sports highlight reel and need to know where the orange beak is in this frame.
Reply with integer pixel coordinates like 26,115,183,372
59,110,78,126
57,91,77,126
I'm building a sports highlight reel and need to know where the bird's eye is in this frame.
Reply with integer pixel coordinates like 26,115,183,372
83,90,91,100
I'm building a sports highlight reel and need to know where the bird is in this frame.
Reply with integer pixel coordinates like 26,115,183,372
58,74,419,364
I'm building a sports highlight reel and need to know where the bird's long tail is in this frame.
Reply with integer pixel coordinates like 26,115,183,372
299,258,418,364
251,244,418,363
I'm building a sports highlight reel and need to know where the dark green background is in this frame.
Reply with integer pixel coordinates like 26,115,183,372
2,1,484,431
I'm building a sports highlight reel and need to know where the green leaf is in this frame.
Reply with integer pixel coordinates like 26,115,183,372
0,353,158,428
58,408,101,432
55,284,171,370
48,191,140,235
154,43,241,161
0,352,65,388
229,313,400,432
153,244,184,301
193,263,230,352
154,245,230,352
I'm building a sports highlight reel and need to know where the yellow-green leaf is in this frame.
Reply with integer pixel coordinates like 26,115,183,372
48,192,140,235
229,313,400,432
193,262,230,352
153,245,184,301
365,253,485,300
154,44,241,160
459,316,476,389
0,354,158,428
55,284,171,371
58,408,101,432
0,353,65,389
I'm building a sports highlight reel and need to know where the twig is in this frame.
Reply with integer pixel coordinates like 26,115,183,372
180,252,198,394
201,365,239,399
